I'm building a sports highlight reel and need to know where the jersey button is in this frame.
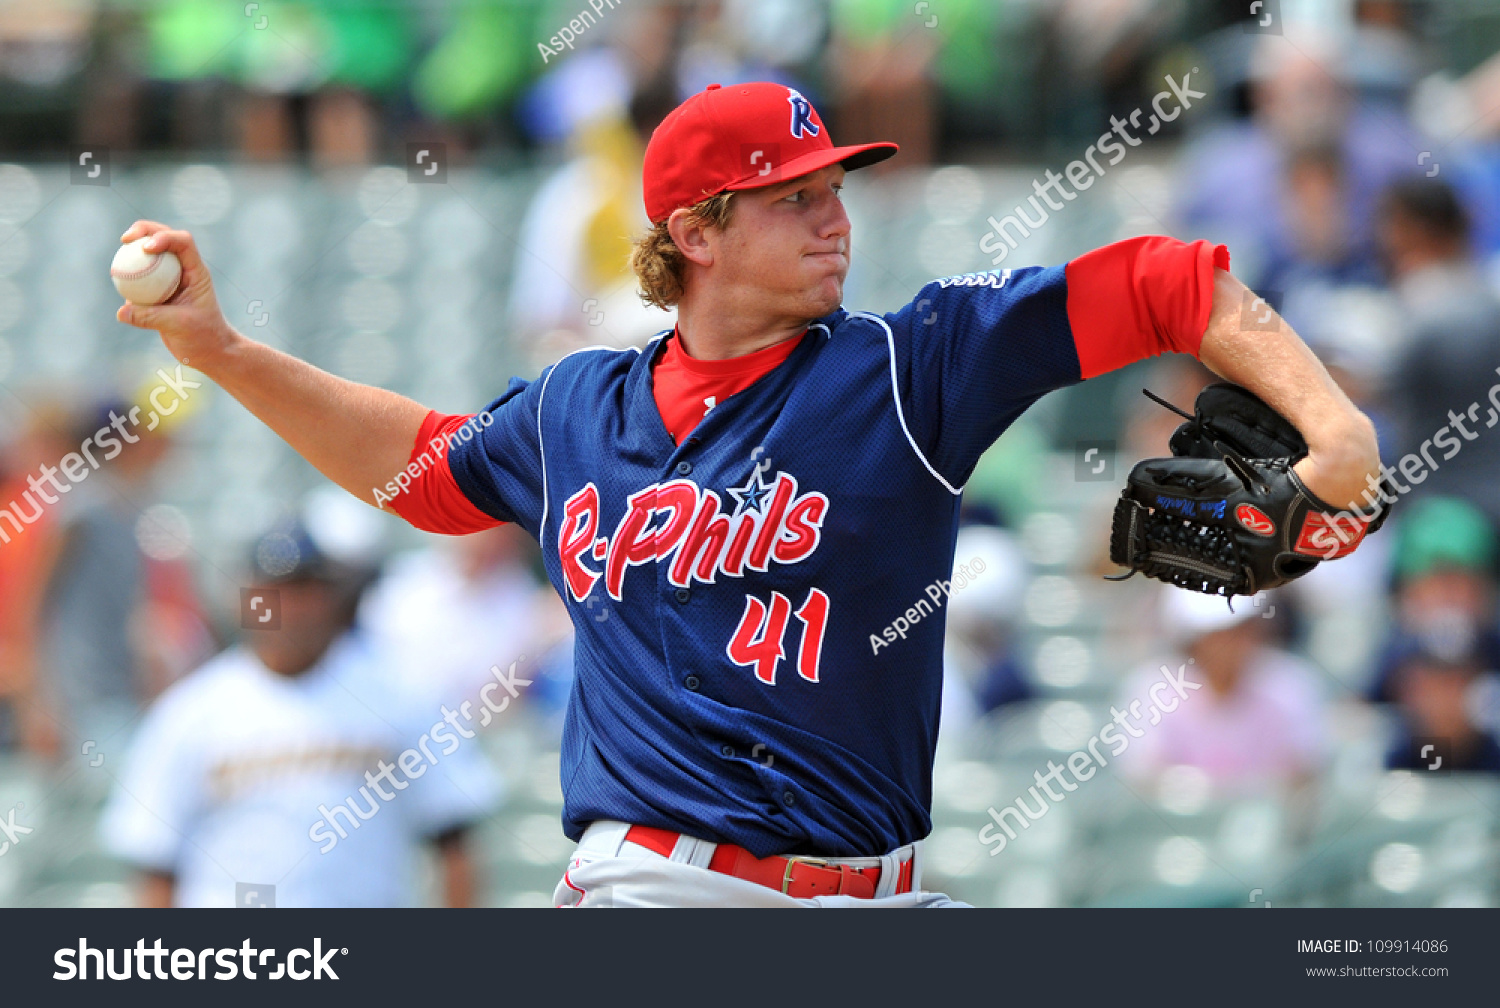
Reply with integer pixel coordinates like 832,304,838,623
674,461,693,476
720,745,735,758
684,674,701,691
781,790,796,807
674,587,692,604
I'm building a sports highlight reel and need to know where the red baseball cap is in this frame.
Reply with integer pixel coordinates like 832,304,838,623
642,82,898,224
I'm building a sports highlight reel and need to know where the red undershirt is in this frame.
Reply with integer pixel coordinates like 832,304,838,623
651,327,806,444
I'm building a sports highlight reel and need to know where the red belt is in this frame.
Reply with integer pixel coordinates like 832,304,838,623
624,825,913,900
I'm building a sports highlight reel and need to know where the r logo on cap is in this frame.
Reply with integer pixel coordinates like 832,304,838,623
787,89,820,140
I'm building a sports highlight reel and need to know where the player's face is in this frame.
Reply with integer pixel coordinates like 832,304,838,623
249,579,351,676
719,164,851,318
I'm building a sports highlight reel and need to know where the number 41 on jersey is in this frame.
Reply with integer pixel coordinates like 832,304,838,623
725,587,829,686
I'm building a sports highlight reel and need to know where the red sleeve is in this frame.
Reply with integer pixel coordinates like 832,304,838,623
385,411,504,535
1063,236,1230,380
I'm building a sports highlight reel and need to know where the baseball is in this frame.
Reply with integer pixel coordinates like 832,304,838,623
111,236,182,305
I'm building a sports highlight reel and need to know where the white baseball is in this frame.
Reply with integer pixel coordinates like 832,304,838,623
111,237,182,305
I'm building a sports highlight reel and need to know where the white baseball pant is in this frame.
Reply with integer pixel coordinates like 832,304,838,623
553,820,970,907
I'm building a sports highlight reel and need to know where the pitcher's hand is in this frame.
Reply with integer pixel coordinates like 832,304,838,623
115,221,241,368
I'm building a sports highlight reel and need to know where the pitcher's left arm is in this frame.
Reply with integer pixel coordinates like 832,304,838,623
1196,269,1381,514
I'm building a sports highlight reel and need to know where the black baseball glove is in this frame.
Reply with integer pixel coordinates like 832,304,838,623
1107,383,1391,597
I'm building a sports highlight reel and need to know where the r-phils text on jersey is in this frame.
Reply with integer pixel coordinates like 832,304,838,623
557,470,829,602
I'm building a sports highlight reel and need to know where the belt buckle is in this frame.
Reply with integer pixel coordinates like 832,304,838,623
780,855,830,895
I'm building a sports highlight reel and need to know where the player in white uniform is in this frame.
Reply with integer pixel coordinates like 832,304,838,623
101,521,502,907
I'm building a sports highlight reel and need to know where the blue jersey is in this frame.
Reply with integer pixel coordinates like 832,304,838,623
444,238,1223,857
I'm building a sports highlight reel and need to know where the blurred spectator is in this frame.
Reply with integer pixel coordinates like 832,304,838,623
1121,588,1325,794
113,0,560,163
1036,0,1188,147
1378,176,1500,530
359,523,566,710
1259,140,1384,300
0,0,91,90
0,0,94,151
670,0,794,100
508,52,672,363
35,397,182,758
1175,30,1419,287
140,0,419,165
1346,0,1425,110
0,402,73,756
1384,643,1500,773
1369,496,1500,703
101,518,501,907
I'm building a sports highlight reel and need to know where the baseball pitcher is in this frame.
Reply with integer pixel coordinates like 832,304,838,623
116,83,1384,906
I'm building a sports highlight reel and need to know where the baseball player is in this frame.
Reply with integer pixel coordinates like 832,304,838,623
116,82,1382,906
100,521,501,907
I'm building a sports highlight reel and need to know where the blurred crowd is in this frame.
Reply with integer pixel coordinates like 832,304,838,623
0,398,578,904
939,5,1500,882
0,0,1243,165
1,0,1500,905
937,0,1500,803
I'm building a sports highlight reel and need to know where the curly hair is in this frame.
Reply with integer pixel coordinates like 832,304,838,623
629,192,735,310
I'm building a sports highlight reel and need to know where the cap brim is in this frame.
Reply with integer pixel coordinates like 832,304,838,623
724,141,899,192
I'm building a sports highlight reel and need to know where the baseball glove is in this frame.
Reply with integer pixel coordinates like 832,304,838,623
1107,382,1391,597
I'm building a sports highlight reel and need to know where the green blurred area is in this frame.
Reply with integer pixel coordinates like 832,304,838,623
131,0,541,116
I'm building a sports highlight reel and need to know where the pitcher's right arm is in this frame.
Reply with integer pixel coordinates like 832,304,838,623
115,221,427,508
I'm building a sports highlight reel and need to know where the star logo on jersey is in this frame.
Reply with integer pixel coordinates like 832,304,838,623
726,469,773,517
